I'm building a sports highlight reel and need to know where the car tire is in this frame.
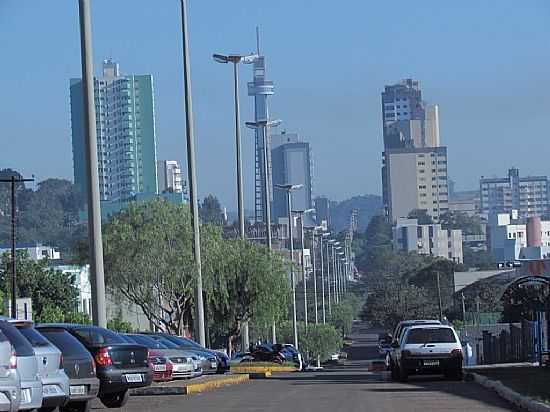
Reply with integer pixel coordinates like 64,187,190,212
61,400,92,412
390,362,398,381
385,353,391,371
449,368,463,381
99,390,129,408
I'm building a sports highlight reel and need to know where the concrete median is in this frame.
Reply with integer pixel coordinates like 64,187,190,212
131,374,250,396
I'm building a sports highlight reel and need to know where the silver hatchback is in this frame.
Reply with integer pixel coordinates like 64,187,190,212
0,321,42,411
0,327,20,412
10,321,69,410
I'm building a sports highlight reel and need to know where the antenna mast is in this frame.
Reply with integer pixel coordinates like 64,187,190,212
256,26,261,54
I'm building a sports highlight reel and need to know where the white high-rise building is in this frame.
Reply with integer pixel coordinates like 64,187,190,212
157,160,184,194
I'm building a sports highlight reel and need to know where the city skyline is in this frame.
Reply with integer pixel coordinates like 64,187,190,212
1,0,550,210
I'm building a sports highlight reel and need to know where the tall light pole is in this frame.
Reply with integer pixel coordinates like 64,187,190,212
213,53,258,238
78,0,106,327
275,183,303,350
308,226,323,325
213,53,258,351
332,242,341,304
319,233,330,324
338,252,345,300
292,208,315,329
0,176,34,318
180,0,205,346
246,119,281,344
326,239,335,316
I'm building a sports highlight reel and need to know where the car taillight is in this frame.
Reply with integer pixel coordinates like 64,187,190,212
451,349,463,358
9,350,17,369
401,350,412,358
59,354,64,369
94,347,112,366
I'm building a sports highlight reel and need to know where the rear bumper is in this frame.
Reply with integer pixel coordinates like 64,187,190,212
0,385,20,412
19,379,43,411
41,372,70,407
98,367,153,394
68,377,100,401
402,357,462,374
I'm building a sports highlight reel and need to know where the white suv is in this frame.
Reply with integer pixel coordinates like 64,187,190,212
391,324,463,382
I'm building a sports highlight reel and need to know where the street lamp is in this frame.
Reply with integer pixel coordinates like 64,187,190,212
319,232,330,324
333,245,342,304
77,0,107,327
213,53,258,239
338,252,345,300
247,119,282,345
180,0,206,345
274,183,303,350
292,208,315,328
327,239,336,315
307,225,323,325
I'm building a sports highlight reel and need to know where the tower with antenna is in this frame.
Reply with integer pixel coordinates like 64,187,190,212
248,28,276,223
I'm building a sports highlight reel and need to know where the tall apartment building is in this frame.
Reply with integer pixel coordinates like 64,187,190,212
157,160,185,194
381,79,448,222
271,132,313,221
480,168,550,219
383,147,449,222
70,59,158,202
314,196,331,228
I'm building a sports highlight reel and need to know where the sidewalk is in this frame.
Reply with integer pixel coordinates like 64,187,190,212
131,373,250,396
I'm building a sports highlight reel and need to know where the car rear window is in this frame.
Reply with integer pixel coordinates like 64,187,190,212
17,326,51,347
0,321,34,357
129,335,167,349
72,327,126,345
406,328,457,344
38,329,90,357
163,335,202,349
149,335,180,349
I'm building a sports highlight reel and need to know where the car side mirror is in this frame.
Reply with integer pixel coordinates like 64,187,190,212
391,342,400,348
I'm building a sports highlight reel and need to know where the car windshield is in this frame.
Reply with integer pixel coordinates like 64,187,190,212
406,328,457,344
0,321,34,357
163,335,203,349
73,327,126,345
17,326,51,347
150,336,180,349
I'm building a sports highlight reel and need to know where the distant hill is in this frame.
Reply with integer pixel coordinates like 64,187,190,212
330,194,383,233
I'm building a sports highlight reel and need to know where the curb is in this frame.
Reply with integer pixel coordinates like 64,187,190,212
131,374,250,397
467,372,550,412
231,366,297,374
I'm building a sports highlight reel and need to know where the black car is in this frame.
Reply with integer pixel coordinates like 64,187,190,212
41,324,152,408
36,326,100,412
143,333,229,374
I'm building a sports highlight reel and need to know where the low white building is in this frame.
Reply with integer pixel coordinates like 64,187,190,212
487,211,550,263
54,264,92,316
393,218,463,263
0,242,60,261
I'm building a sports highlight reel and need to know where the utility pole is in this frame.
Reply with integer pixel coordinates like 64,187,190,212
461,292,466,323
436,271,443,322
0,176,34,318
180,0,205,346
78,0,106,327
320,233,329,324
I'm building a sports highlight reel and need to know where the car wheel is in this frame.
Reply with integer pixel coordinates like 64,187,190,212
60,400,92,412
390,361,398,381
385,353,391,370
449,368,463,381
100,390,129,408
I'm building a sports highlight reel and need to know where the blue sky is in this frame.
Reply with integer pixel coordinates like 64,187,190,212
1,1,550,210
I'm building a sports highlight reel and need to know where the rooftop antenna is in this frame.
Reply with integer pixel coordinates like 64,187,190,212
256,26,261,55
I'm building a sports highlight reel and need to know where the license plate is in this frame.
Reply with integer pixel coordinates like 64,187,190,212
423,360,439,366
153,364,167,372
21,388,32,404
125,373,143,383
43,385,61,396
211,362,217,368
70,385,87,396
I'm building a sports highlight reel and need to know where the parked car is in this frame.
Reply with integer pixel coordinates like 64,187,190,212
41,324,152,408
36,325,100,412
390,324,463,382
0,321,42,411
9,320,69,411
124,334,200,380
143,333,220,374
386,320,441,370
0,328,20,412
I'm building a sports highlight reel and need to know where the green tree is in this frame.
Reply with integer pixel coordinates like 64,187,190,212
107,316,134,333
199,195,224,225
205,239,290,355
278,321,343,363
440,211,482,235
330,296,362,338
461,246,496,270
0,252,79,319
103,200,199,335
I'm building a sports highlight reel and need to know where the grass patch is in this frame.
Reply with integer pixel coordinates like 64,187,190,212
472,366,550,404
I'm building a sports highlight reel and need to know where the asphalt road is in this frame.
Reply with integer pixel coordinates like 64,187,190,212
92,322,517,412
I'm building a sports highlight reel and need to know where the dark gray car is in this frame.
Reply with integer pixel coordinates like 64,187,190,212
37,326,100,412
